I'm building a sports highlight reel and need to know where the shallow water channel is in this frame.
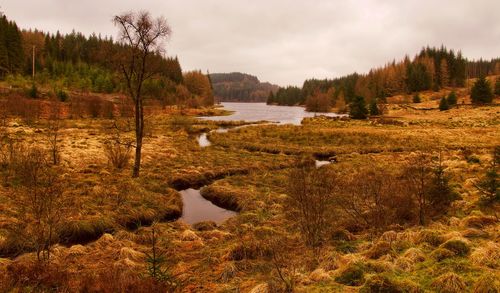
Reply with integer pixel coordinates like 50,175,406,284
179,189,237,225
180,103,342,225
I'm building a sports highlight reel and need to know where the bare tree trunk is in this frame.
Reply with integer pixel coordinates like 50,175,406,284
133,97,143,178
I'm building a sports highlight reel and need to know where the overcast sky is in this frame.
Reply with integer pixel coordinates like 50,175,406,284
2,0,499,86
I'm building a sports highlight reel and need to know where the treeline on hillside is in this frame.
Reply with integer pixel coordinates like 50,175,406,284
0,15,23,75
0,13,214,108
210,72,278,102
268,46,500,107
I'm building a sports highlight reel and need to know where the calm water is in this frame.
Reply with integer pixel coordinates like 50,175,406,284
179,188,237,225
198,133,211,147
201,102,344,125
189,102,342,224
315,160,331,168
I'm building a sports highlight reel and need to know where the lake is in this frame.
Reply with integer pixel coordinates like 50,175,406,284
200,102,344,125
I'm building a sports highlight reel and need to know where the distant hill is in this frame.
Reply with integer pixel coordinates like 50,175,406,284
209,72,279,102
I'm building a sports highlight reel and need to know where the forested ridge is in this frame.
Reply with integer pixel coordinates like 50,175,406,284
210,72,278,102
0,13,214,107
268,46,500,106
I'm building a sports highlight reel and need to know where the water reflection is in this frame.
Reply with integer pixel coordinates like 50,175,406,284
201,102,344,125
179,188,237,225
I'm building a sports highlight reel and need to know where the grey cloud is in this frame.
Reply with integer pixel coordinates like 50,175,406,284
2,0,499,86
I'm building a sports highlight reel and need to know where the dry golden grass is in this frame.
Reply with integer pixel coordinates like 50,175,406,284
0,100,498,292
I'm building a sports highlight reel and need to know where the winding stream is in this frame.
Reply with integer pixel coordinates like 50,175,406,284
180,102,343,225
179,189,237,225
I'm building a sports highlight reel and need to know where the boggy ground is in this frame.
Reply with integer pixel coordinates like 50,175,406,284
0,102,499,292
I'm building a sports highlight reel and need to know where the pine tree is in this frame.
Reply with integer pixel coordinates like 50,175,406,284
455,51,467,87
471,76,493,104
267,91,275,104
495,77,500,96
0,42,8,77
349,96,368,119
0,16,10,76
447,91,457,105
407,62,432,92
440,59,449,88
413,93,421,103
144,225,178,291
369,98,379,116
439,96,449,111
428,153,459,208
476,147,499,203
206,70,213,91
169,56,183,84
5,20,24,73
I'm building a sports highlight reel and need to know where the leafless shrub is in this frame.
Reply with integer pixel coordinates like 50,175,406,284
0,132,10,167
87,96,102,118
402,152,458,225
104,140,132,169
0,100,7,126
331,164,419,234
7,145,71,261
69,97,85,119
0,261,70,291
117,97,135,117
286,157,336,248
46,108,63,165
401,152,433,225
334,166,396,231
268,239,298,292
101,100,115,119
0,135,26,174
4,96,41,125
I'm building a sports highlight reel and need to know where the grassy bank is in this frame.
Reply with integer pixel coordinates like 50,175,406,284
0,99,498,292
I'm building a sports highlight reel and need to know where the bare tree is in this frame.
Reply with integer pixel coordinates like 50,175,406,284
333,166,396,231
286,157,335,248
113,11,171,177
46,105,63,165
403,152,432,225
8,146,70,261
103,118,134,169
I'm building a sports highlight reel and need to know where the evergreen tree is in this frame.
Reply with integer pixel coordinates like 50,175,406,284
349,96,368,119
476,146,499,203
369,98,379,115
267,91,275,104
454,51,467,87
166,56,183,84
413,93,421,103
0,41,8,77
428,154,459,208
407,62,432,92
7,24,22,72
0,15,24,76
273,86,302,105
439,59,449,87
206,70,213,91
471,76,493,104
439,96,449,111
0,17,8,76
447,91,457,105
495,77,500,96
